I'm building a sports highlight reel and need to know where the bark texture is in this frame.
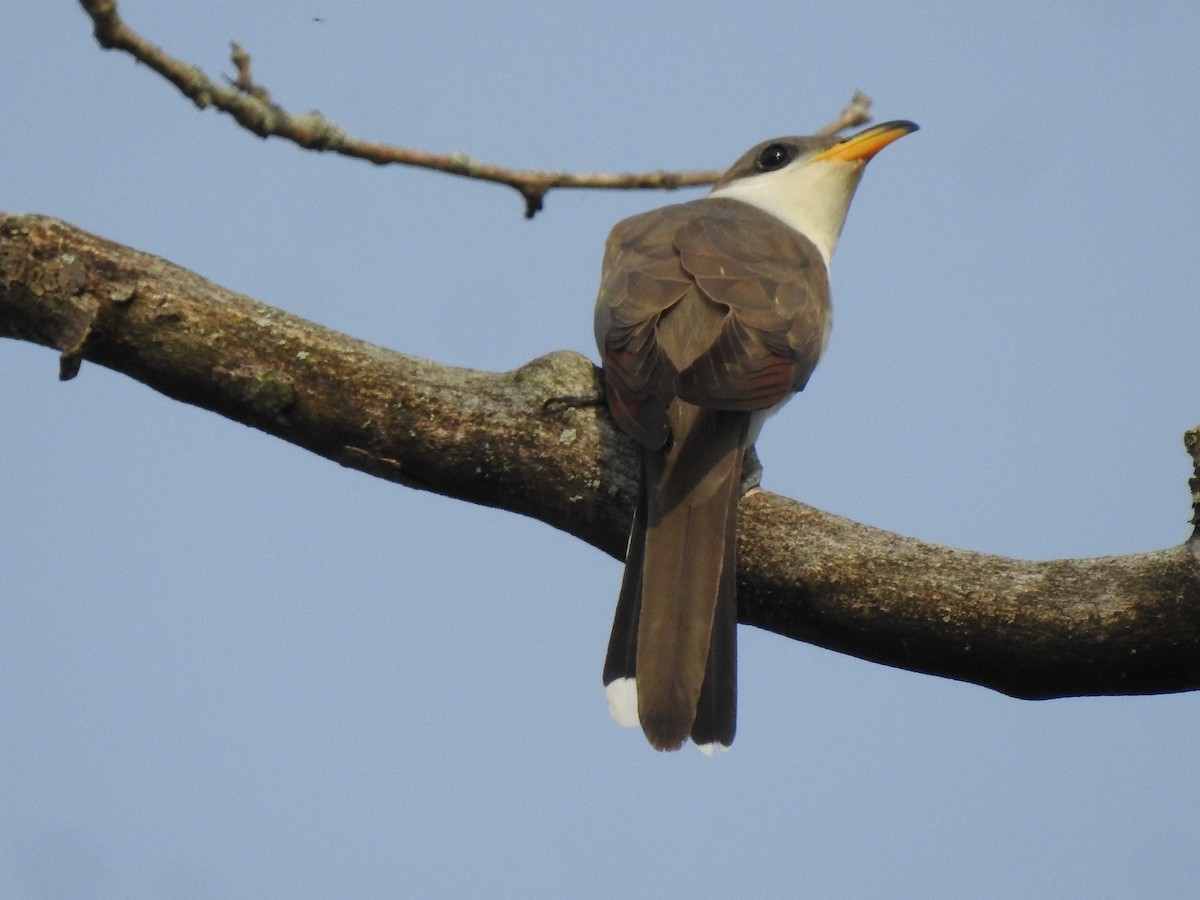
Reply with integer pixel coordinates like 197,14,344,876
4,212,1199,700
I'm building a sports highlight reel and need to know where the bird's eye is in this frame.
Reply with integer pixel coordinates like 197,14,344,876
755,143,793,171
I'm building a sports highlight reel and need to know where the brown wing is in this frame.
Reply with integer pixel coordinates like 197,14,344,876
672,198,830,411
594,204,694,448
595,197,830,446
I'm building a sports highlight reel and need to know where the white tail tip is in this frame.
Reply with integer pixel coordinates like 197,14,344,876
605,678,639,728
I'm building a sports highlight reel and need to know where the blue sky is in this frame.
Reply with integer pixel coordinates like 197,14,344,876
4,2,1200,897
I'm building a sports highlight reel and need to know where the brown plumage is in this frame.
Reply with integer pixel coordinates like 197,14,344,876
596,122,917,752
596,198,831,751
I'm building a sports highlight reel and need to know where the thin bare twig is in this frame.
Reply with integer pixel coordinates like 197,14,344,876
78,0,872,217
814,89,874,136
227,41,270,101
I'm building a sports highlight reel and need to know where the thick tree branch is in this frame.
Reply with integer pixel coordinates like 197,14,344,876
4,212,1200,701
76,0,871,217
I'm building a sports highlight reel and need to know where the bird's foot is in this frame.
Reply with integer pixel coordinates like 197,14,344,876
542,390,605,414
740,445,763,494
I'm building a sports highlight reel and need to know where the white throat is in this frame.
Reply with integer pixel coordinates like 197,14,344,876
708,159,862,268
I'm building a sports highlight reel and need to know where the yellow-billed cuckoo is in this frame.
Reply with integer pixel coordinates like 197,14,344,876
595,120,918,753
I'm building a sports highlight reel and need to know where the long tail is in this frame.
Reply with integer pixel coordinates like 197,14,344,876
603,407,744,752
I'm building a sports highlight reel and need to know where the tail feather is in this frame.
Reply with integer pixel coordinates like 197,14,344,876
603,461,647,730
632,408,746,751
690,493,738,751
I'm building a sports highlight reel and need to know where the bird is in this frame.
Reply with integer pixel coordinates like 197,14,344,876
594,119,918,752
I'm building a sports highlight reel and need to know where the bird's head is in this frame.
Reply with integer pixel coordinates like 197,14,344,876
708,120,918,266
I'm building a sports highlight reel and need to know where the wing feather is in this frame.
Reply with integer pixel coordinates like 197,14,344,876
595,197,831,443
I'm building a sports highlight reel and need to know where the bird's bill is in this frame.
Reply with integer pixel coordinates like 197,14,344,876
812,119,919,163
